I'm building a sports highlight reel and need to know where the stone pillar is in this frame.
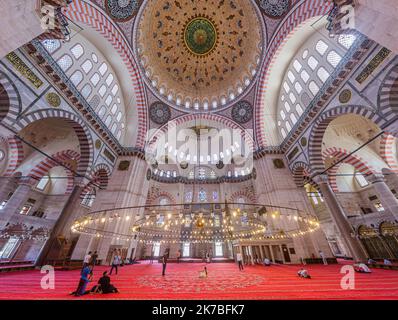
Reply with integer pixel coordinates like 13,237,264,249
269,245,275,262
314,175,367,262
279,245,286,264
0,177,36,229
367,173,398,220
71,155,150,263
35,177,87,266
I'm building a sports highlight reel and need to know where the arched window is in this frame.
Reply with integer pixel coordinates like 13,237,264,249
70,70,83,86
57,55,73,71
71,44,84,59
81,59,93,74
81,189,96,207
81,84,92,98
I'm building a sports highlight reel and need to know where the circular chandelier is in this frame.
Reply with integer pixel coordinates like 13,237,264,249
71,202,320,244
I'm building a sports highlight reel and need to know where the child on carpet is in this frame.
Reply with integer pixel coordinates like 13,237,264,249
199,266,208,278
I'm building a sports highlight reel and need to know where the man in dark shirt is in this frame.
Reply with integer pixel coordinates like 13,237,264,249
96,271,118,294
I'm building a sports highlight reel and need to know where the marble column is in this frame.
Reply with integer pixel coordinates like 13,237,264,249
269,245,275,263
314,175,367,262
71,155,150,262
0,177,36,229
279,245,286,264
367,173,398,220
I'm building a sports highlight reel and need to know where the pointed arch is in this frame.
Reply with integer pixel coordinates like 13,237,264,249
308,105,386,175
13,109,93,177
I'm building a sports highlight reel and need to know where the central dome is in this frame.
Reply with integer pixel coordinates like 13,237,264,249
184,17,217,56
134,0,263,111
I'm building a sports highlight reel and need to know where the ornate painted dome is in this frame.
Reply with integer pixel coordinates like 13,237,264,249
134,0,264,111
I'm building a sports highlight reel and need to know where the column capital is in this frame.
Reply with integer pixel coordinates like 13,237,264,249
312,174,329,186
366,173,385,184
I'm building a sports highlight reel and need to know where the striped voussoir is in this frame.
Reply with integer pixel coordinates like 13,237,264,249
3,136,24,177
254,0,333,147
64,0,147,149
0,72,21,124
322,147,375,192
28,150,81,194
13,109,93,177
291,161,311,187
81,163,112,197
379,64,398,121
146,191,176,206
228,190,257,203
146,113,254,153
308,105,385,175
380,133,398,174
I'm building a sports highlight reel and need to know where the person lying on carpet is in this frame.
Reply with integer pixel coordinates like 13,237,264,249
91,271,119,294
263,258,271,266
384,259,392,265
297,268,311,279
354,263,372,273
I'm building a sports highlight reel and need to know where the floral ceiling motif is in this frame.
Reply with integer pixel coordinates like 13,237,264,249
231,101,253,124
149,102,171,125
105,0,141,22
134,0,263,112
257,0,291,18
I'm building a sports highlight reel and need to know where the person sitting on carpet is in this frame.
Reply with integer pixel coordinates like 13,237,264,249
263,258,271,266
354,263,372,273
297,268,311,279
91,271,119,294
367,258,377,265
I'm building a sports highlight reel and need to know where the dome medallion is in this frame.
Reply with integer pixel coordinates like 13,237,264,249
106,0,141,21
134,0,264,112
183,17,218,56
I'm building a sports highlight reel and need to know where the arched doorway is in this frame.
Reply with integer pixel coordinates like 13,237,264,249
380,222,398,259
358,225,391,259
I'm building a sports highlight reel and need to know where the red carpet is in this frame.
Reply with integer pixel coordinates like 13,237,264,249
0,262,398,300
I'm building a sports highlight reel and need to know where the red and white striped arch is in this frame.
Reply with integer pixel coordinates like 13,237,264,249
254,0,333,146
322,147,375,192
3,136,24,177
28,150,81,194
146,191,177,206
64,0,147,149
229,190,257,204
380,133,398,174
81,163,112,196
